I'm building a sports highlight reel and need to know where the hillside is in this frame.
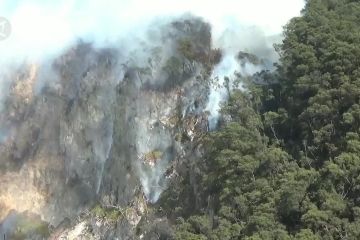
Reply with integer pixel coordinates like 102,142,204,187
1,0,360,239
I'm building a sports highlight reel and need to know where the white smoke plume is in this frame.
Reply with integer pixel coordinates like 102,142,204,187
0,0,305,202
0,0,305,117
0,0,304,60
206,26,276,130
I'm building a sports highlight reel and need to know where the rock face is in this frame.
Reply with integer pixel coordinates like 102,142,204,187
0,17,216,239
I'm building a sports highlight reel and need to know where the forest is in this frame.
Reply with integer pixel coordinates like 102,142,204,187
159,0,360,239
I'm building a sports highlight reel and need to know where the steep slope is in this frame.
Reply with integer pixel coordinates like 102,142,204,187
0,17,216,239
0,14,273,239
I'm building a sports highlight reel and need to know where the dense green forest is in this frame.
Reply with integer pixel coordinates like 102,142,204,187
159,0,360,239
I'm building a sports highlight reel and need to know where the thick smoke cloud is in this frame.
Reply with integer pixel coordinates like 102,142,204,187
0,0,304,107
206,26,277,130
0,0,304,60
0,0,305,105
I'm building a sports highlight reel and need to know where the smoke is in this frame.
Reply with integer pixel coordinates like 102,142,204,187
136,159,168,203
206,26,277,130
0,0,304,116
0,128,9,143
0,0,305,203
0,210,17,239
0,0,304,59
0,0,305,109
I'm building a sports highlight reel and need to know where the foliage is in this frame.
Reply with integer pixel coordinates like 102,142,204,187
91,204,123,222
160,0,360,239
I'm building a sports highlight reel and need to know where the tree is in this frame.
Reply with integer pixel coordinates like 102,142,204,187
164,0,360,239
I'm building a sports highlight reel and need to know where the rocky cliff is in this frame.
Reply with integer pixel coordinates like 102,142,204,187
0,16,267,239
